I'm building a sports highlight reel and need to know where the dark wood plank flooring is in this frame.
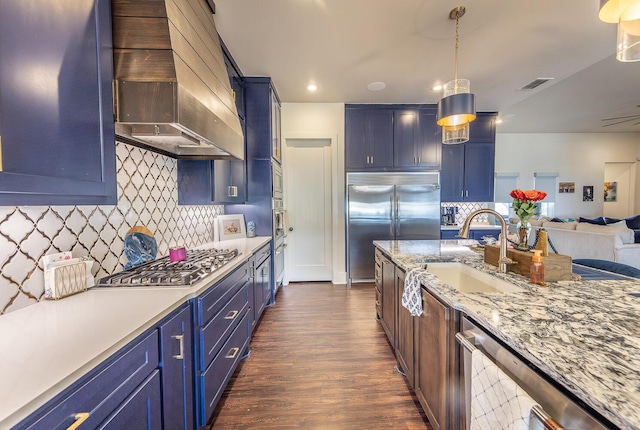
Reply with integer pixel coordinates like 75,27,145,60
208,283,431,429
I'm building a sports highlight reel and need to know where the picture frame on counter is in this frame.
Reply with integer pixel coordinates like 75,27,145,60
214,214,247,241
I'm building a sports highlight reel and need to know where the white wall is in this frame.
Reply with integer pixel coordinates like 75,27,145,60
280,103,346,283
496,133,640,217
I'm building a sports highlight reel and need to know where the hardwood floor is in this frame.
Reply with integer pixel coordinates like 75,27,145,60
208,283,431,429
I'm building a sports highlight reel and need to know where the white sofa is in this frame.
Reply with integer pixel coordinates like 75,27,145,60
526,219,640,269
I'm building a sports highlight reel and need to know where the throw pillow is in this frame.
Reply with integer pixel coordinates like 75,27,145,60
604,217,621,224
624,215,640,230
550,217,565,223
578,216,607,225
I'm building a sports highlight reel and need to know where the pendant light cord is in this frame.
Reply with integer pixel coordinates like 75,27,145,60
454,10,460,92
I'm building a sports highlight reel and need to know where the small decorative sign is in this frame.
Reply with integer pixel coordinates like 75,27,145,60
558,182,575,193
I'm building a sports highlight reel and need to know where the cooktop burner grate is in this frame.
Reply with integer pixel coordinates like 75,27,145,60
96,248,240,287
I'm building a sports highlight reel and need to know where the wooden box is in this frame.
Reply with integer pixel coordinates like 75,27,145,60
483,244,573,281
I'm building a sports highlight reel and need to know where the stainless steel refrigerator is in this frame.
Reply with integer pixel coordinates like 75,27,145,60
347,172,441,282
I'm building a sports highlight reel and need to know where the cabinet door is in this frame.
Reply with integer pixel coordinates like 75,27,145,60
440,230,460,240
99,371,162,430
213,159,246,204
271,91,282,164
440,144,465,202
416,111,441,169
415,289,450,430
345,108,393,170
464,142,495,202
393,110,419,167
159,304,194,430
0,0,116,205
469,115,496,142
258,255,272,312
395,269,414,387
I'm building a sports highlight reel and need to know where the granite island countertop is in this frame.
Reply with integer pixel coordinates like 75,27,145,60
374,239,640,430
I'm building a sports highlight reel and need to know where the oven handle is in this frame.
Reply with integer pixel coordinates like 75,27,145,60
455,331,564,430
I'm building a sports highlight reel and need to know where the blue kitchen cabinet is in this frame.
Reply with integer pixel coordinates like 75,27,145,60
0,0,117,205
249,243,272,331
194,261,251,427
440,113,497,202
440,229,461,240
16,331,161,430
345,107,394,170
159,303,195,430
393,109,441,169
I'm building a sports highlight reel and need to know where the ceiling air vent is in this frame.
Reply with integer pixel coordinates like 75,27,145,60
520,78,554,90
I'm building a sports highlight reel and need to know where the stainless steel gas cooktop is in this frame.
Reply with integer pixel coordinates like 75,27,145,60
96,248,240,287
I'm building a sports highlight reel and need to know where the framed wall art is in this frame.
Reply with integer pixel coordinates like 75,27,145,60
214,214,247,241
604,181,617,202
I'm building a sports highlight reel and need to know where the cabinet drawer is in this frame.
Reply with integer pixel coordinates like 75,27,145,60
255,243,271,267
198,285,249,370
375,287,383,317
21,331,159,430
197,262,249,325
199,313,250,424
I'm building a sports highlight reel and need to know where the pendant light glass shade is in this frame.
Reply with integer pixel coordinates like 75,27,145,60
599,0,640,62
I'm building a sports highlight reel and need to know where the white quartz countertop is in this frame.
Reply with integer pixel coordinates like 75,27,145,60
0,236,271,430
374,239,640,430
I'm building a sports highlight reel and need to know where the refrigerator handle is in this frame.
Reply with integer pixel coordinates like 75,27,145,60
389,195,394,235
395,195,400,236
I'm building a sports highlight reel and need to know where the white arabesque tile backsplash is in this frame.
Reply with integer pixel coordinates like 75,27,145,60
0,143,223,314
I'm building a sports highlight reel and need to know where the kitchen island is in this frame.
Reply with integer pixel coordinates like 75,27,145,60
374,239,640,430
0,237,270,429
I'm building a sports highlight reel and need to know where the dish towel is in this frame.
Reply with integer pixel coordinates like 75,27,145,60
402,269,423,316
470,349,539,430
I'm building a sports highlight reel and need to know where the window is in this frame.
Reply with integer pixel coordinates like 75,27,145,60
534,172,558,218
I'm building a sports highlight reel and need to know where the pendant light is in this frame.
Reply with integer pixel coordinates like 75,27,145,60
599,0,640,62
437,6,476,144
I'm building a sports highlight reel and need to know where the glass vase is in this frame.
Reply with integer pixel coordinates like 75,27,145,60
516,220,530,251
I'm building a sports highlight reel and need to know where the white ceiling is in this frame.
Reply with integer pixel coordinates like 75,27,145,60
213,0,640,133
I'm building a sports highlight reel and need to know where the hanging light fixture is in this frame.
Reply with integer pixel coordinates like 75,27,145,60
599,0,640,62
437,6,476,144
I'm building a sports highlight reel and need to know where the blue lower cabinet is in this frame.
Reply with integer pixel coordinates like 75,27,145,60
17,331,159,430
198,312,250,426
99,370,162,429
440,229,460,240
193,261,251,427
160,304,195,430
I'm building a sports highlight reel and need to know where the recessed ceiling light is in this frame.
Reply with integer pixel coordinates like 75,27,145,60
367,82,386,91
307,84,318,91
432,84,443,92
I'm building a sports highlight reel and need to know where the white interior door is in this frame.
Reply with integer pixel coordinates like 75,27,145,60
284,138,333,281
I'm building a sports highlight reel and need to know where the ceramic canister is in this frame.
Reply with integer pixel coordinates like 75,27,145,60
169,246,187,262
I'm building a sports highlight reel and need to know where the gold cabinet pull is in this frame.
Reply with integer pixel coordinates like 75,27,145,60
224,310,239,320
228,185,238,197
225,347,239,359
67,412,90,430
172,334,184,360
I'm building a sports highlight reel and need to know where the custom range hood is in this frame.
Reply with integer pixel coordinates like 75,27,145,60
112,0,243,159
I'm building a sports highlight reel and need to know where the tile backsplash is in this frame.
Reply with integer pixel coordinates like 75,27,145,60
441,202,489,224
0,143,223,315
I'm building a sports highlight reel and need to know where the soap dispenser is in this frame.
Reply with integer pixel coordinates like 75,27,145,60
530,250,545,285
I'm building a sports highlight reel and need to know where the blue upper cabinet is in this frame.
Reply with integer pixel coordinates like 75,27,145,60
440,113,497,202
345,107,394,170
0,0,117,206
393,109,441,169
346,105,440,171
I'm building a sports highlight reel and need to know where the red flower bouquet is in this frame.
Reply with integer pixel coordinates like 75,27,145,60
510,189,547,227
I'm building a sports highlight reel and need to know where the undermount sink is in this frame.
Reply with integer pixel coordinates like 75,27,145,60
426,262,524,293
